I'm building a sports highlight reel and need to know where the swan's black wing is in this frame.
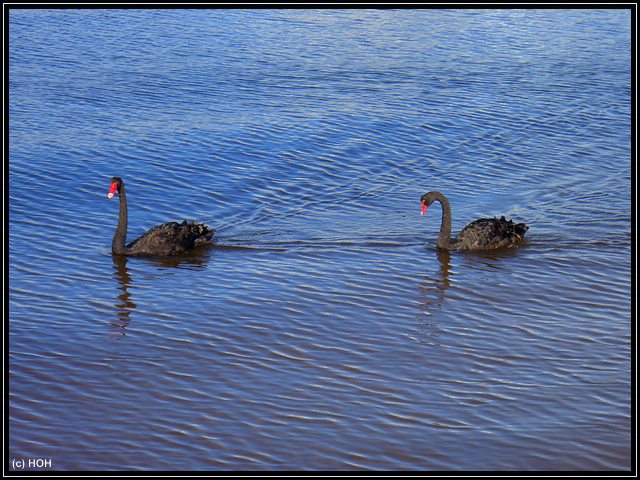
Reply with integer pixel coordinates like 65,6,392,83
126,221,214,256
453,216,528,250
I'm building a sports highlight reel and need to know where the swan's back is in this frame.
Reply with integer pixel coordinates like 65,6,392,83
126,220,214,256
452,216,528,250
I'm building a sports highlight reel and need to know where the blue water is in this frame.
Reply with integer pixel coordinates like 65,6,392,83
9,9,632,472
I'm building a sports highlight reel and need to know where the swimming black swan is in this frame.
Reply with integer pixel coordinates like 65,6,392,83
108,177,214,256
420,191,528,250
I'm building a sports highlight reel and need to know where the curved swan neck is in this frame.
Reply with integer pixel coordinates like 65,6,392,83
112,184,128,255
433,192,452,249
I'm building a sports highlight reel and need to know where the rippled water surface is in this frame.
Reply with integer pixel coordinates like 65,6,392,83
9,9,632,471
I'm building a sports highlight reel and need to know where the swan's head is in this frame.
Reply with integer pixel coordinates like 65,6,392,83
108,177,123,198
420,191,440,216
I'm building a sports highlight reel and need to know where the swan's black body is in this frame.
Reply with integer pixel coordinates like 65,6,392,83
108,177,214,256
420,191,527,250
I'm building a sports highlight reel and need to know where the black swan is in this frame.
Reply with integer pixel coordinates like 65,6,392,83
420,191,528,250
108,177,214,256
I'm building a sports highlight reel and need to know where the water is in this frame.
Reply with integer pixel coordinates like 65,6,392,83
8,9,632,472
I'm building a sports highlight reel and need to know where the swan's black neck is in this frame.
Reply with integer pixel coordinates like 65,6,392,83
433,192,453,249
112,184,128,255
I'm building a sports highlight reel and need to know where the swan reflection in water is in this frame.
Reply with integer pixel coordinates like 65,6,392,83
109,247,213,338
415,246,524,344
417,248,452,321
110,254,134,339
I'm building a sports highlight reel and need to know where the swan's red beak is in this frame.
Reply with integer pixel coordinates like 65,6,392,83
421,202,428,216
108,182,118,199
